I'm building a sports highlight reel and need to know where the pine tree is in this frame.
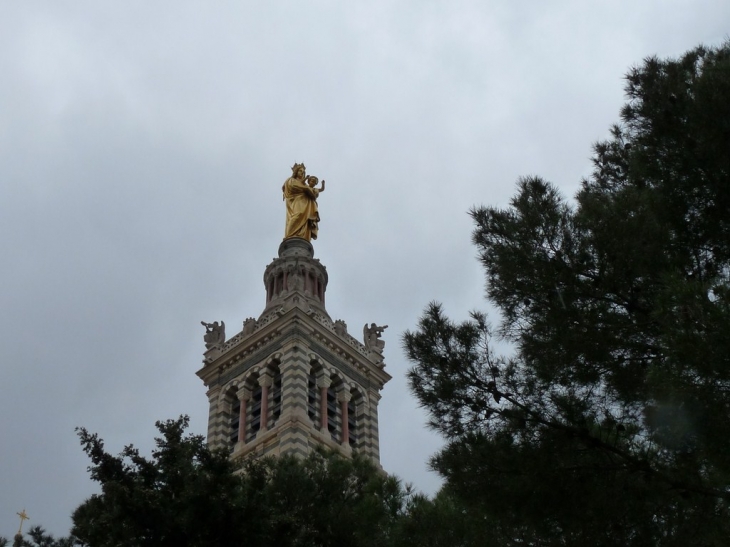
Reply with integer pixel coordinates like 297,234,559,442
404,41,730,546
71,416,409,547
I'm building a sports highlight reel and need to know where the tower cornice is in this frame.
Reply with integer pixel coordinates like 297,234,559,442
196,304,391,389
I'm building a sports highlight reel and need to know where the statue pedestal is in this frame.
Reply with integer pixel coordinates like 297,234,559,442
278,237,314,259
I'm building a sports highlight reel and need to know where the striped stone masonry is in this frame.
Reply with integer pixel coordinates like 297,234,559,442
196,238,391,467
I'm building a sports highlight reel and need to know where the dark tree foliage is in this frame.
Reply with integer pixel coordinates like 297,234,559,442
392,488,508,547
72,416,249,547
0,527,75,547
404,42,730,546
71,416,408,547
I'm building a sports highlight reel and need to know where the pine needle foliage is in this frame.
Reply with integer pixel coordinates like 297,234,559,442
404,41,730,546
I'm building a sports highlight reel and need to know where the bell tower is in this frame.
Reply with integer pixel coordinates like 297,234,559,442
196,165,390,464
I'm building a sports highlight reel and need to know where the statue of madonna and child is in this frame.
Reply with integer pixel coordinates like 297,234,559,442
282,163,325,241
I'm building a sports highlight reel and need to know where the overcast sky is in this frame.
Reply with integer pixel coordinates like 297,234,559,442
1,1,727,537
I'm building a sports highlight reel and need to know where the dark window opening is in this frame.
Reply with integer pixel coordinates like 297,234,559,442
270,373,282,427
308,374,318,423
229,399,241,453
348,399,357,448
246,386,263,443
327,387,339,442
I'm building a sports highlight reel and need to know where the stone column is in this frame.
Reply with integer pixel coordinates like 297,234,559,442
353,396,365,450
259,373,273,433
236,387,250,443
205,386,222,451
366,389,382,463
316,373,331,433
278,351,309,422
338,389,352,447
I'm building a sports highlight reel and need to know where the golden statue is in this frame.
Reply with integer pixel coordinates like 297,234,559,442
282,163,325,241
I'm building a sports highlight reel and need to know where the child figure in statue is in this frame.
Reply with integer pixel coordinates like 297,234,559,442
306,175,326,198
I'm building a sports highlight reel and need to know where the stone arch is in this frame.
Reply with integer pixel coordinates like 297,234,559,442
233,353,284,443
219,381,242,453
242,368,262,443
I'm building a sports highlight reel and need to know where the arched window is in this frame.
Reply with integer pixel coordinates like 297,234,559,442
327,386,339,441
222,387,241,453
230,400,240,452
245,373,262,443
267,365,282,430
347,398,357,448
307,362,322,425
327,376,344,443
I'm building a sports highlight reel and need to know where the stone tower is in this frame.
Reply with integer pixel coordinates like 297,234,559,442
196,237,391,465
